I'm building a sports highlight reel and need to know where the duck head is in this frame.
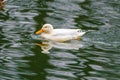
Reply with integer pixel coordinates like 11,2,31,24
36,24,53,34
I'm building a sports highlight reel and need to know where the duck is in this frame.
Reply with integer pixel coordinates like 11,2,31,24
35,24,86,42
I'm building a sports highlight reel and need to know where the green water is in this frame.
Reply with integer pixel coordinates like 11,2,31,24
0,0,120,80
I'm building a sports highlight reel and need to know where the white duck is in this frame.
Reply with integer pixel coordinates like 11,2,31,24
35,24,86,42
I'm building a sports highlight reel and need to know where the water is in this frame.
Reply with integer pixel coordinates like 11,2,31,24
0,0,120,80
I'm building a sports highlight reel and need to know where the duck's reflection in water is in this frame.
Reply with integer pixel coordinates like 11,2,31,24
36,40,84,54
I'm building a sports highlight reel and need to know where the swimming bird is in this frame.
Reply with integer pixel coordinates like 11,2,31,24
35,24,86,42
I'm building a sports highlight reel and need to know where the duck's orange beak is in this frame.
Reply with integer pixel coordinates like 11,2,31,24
35,29,44,35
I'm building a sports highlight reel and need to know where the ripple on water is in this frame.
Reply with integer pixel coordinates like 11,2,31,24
0,0,120,80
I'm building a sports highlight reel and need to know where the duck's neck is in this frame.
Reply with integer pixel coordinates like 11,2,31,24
44,29,53,34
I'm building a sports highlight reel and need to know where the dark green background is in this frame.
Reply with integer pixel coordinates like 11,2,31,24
0,0,120,80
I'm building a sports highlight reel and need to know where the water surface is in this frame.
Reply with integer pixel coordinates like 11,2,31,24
0,0,120,80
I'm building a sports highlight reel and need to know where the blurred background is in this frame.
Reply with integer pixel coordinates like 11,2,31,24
0,0,120,80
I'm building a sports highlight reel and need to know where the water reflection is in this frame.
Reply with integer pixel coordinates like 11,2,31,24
36,40,84,54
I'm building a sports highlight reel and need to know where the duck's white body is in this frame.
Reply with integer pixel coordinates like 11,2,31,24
41,29,85,42
36,24,86,42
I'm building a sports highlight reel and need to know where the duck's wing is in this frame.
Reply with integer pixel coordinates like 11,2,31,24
52,29,80,36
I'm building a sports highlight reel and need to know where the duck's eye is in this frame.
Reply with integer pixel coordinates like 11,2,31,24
44,26,48,28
